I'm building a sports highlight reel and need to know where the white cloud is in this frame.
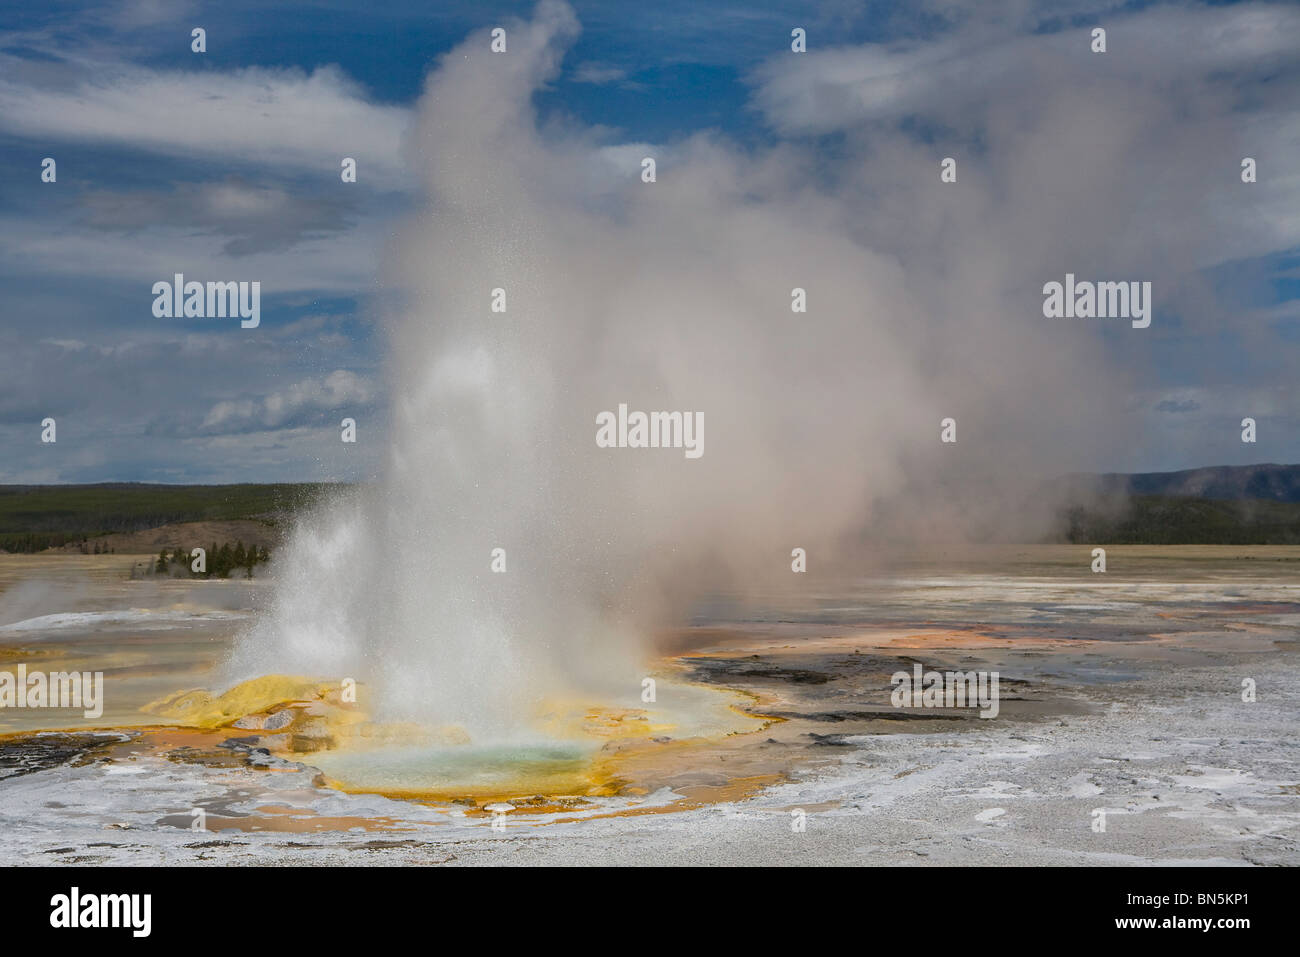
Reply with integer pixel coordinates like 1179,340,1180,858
200,370,376,434
0,58,412,182
749,2,1300,270
753,4,1300,134
110,0,199,28
571,62,627,85
0,211,381,292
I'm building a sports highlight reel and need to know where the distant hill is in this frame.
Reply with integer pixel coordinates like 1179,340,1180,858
1088,464,1300,503
1060,495,1300,545
1056,464,1300,545
0,483,344,553
2,469,1300,552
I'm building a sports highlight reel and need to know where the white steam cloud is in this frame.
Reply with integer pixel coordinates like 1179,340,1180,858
231,1,1275,736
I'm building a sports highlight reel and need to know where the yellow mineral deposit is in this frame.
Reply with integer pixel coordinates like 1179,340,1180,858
128,666,772,812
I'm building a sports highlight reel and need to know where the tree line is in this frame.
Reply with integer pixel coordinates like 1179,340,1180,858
153,541,271,578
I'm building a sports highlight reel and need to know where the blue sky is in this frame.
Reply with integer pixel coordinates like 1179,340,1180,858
0,0,1296,483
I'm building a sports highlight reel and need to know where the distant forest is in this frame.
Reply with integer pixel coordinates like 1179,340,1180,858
0,483,340,553
145,542,272,579
1061,495,1300,545
2,472,1300,549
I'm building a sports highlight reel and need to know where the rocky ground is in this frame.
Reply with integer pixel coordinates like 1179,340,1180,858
1,640,1295,866
1,548,1296,866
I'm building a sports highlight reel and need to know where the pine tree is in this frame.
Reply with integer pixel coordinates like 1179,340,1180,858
155,549,168,574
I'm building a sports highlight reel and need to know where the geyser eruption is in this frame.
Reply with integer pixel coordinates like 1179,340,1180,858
233,1,1201,738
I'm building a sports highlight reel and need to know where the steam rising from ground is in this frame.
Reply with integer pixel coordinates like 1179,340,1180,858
231,1,1245,736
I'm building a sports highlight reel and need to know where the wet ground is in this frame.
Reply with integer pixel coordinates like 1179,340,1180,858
0,547,1296,865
